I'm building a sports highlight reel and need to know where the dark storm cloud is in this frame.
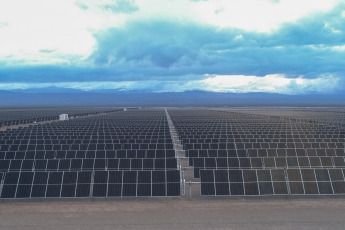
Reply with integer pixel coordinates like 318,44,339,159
87,4,345,80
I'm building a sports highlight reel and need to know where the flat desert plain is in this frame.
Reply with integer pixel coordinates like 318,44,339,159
1,198,345,230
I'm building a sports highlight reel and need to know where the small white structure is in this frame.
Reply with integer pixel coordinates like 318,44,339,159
124,108,127,111
59,114,69,121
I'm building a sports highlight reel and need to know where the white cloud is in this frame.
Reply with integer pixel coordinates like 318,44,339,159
234,34,243,40
0,74,340,94
197,74,341,94
0,0,343,66
331,45,345,51
0,0,126,65
179,0,341,32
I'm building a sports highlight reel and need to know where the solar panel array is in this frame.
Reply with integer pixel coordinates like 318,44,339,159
226,107,345,130
168,109,345,196
2,107,344,198
0,110,180,198
0,108,120,127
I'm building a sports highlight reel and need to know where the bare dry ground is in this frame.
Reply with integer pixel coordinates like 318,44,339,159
1,198,345,230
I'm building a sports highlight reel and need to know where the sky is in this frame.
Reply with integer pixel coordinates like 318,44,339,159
0,0,345,96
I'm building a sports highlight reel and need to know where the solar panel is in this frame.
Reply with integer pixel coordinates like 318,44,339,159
1,172,19,198
61,171,77,197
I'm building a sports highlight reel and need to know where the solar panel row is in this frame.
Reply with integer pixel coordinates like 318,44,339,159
1,139,173,145
0,170,180,198
0,158,178,172
187,148,345,158
0,149,176,159
192,156,345,178
0,143,173,151
200,169,345,196
184,144,345,151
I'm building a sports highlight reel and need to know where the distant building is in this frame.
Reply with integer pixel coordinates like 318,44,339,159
59,114,69,121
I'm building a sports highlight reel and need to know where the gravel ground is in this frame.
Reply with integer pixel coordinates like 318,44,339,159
1,198,345,230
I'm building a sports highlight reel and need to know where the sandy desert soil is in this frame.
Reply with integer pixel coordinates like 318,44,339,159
1,198,345,230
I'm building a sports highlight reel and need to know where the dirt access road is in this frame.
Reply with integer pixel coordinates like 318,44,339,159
1,198,344,230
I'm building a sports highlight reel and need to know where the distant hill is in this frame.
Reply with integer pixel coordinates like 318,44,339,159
1,90,344,107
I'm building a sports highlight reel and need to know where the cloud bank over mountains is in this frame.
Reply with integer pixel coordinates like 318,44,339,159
0,74,341,95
